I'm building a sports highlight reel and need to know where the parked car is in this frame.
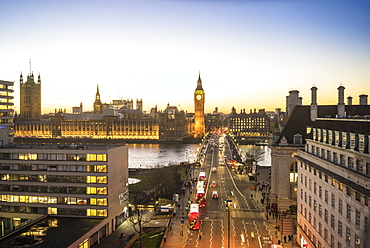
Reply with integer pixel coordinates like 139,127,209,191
212,167,217,172
211,181,217,187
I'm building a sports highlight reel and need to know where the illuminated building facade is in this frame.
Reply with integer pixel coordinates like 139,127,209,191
158,104,189,142
227,107,270,137
297,119,370,248
0,80,14,146
0,144,129,245
19,72,41,119
194,73,205,138
15,116,159,140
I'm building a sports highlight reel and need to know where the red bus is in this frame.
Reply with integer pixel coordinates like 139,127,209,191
198,171,206,181
196,187,205,200
189,204,200,230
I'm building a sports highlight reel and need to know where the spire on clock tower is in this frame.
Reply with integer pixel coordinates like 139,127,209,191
196,71,203,90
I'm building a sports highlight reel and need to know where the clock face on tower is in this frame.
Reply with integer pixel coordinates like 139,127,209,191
196,95,202,100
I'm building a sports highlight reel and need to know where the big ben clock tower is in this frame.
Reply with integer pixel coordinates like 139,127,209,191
194,73,205,138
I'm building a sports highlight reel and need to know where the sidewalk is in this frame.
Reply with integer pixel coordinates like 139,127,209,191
247,167,300,248
162,180,192,248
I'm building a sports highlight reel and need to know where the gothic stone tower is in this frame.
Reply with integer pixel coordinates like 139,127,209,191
20,71,41,119
93,85,103,113
194,73,205,138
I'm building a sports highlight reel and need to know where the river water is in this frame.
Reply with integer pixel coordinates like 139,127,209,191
128,143,271,168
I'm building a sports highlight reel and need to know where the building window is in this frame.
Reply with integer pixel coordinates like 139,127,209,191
355,210,360,227
331,193,335,208
339,199,343,215
331,178,335,186
325,209,328,223
319,204,322,217
313,217,317,229
365,216,368,233
331,214,335,229
356,159,363,173
325,190,328,203
309,195,312,207
346,204,351,220
366,163,370,176
338,220,342,236
355,235,361,248
347,186,353,196
319,186,322,198
330,235,334,248
314,182,317,194
327,150,331,161
333,152,338,164
318,222,322,236
321,148,325,159
348,157,354,170
338,182,343,191
324,228,328,242
314,200,317,212
355,192,361,202
346,227,351,243
340,154,345,167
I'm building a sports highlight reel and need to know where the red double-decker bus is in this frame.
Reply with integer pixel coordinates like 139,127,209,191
189,204,200,230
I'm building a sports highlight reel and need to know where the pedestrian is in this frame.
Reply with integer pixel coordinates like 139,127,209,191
251,194,253,198
199,231,202,239
119,233,124,239
284,235,287,243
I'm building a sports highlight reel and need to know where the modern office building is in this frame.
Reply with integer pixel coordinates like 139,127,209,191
19,72,41,119
0,80,14,146
297,118,370,248
0,144,129,247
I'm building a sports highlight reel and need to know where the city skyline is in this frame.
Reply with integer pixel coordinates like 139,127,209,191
1,0,369,114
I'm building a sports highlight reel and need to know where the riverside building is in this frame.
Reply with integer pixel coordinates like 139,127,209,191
297,118,370,248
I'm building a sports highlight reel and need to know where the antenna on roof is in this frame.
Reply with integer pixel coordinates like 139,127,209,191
29,59,31,75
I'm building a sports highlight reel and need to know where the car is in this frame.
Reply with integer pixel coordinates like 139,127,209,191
212,167,217,172
211,181,217,187
212,191,218,199
199,198,207,208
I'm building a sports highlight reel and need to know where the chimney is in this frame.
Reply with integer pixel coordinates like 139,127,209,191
347,96,353,105
337,86,345,117
310,86,318,121
359,94,368,105
287,90,299,115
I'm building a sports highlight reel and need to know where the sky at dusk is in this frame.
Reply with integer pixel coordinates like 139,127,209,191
1,0,369,114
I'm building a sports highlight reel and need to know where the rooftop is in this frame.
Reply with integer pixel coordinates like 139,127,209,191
0,217,102,248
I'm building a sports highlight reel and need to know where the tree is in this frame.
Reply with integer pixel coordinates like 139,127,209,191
244,146,265,164
127,195,153,248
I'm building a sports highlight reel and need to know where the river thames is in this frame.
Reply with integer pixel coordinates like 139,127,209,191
128,143,271,168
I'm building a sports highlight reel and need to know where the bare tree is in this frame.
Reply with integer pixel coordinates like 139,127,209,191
127,199,152,248
244,146,265,164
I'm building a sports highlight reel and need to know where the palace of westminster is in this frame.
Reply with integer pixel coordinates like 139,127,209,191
14,71,272,143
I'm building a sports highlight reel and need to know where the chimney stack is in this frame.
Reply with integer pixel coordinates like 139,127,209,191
347,96,353,105
359,94,368,105
337,86,345,117
310,86,318,121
